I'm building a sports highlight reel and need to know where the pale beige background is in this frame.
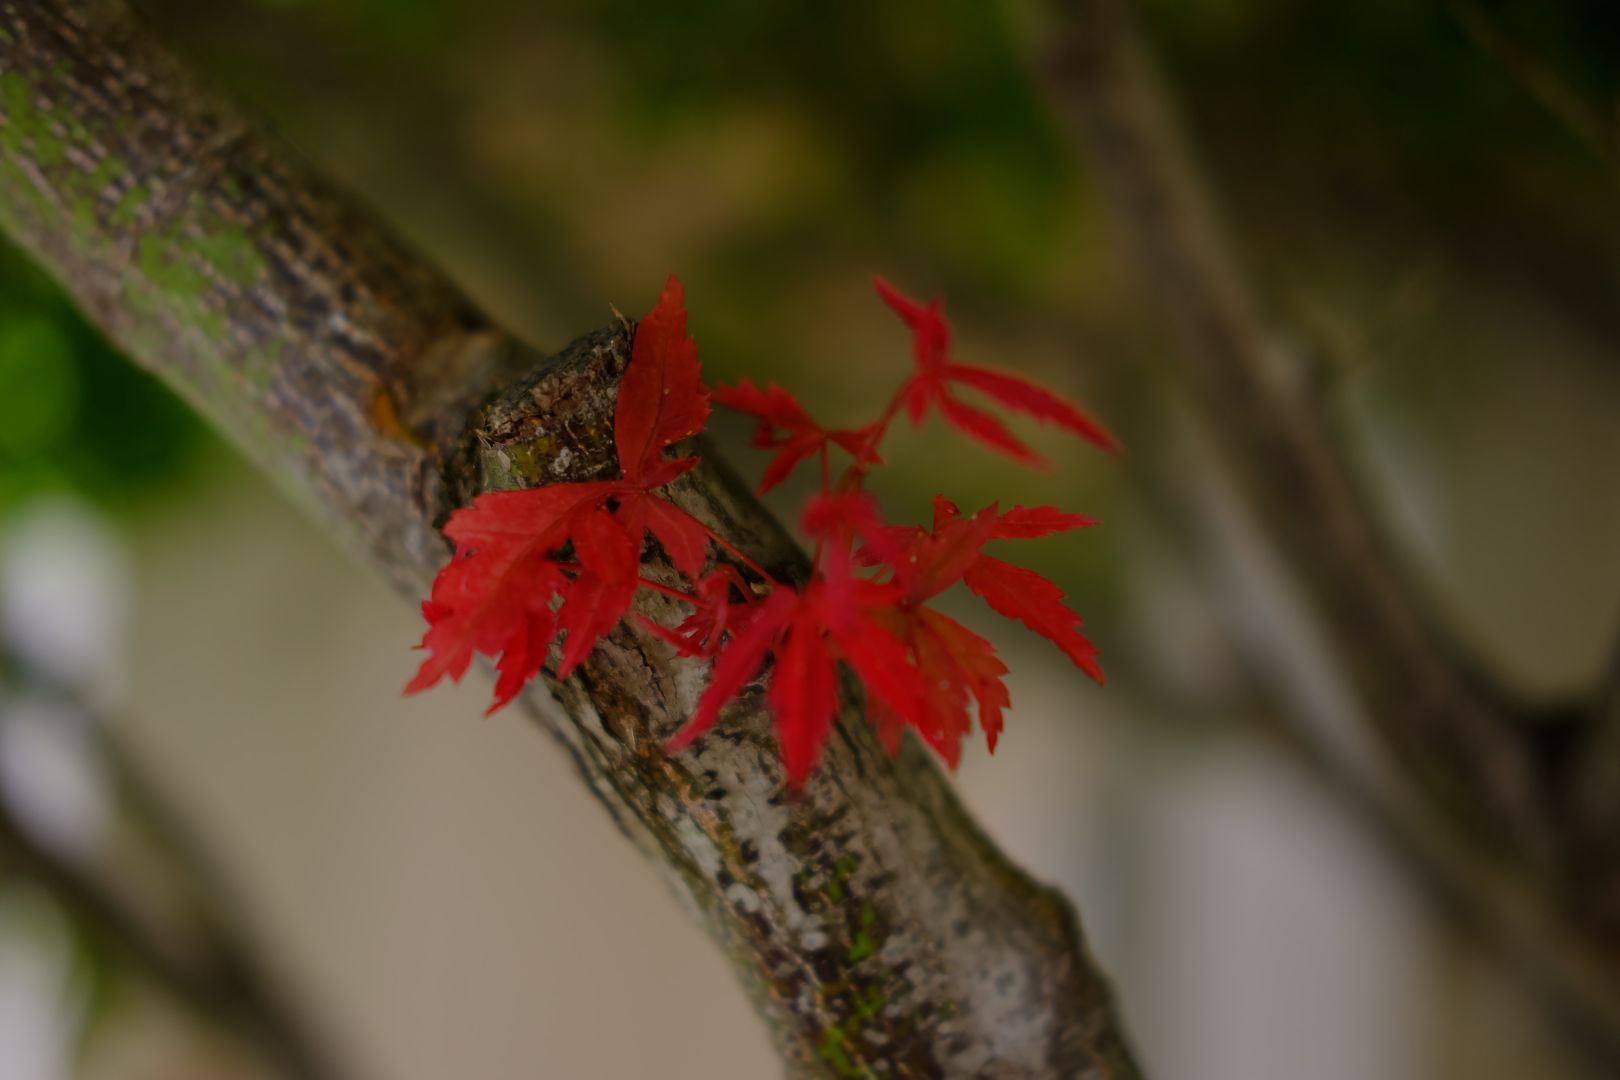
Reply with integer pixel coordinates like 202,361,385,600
84,457,1587,1079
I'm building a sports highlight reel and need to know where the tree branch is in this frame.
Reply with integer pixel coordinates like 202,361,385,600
1447,0,1620,173
1046,0,1620,1044
0,2,1141,1074
1048,0,1557,853
0,702,352,1080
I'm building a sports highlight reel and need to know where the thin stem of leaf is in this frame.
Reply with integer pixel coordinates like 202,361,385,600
637,576,699,604
698,522,780,588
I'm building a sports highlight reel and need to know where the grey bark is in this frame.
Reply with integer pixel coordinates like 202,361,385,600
0,2,1141,1076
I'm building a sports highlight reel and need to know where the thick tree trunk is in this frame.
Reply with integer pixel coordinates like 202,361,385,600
0,2,1141,1075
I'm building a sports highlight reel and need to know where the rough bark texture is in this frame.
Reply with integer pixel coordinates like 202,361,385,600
0,2,1141,1076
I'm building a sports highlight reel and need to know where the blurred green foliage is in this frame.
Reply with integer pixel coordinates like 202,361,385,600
4,0,1617,639
0,240,209,515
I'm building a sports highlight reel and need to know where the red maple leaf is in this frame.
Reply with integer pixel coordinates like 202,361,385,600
554,505,641,676
964,554,1104,685
666,506,931,788
658,488,1103,784
853,497,1102,764
407,275,718,711
405,483,614,712
712,379,873,493
615,276,711,488
930,498,1106,685
410,269,1113,789
870,607,1009,768
636,565,757,659
872,275,1121,464
615,491,710,579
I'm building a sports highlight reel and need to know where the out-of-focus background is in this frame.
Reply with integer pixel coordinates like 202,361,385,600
2,1,1619,1077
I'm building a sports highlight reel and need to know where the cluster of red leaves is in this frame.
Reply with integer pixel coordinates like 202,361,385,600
408,274,1116,787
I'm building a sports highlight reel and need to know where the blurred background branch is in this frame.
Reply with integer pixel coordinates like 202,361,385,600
1048,0,1620,1064
1446,0,1620,172
0,651,351,1080
1050,0,1551,852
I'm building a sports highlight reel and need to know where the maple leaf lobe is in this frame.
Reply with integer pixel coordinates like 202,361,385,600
873,276,1123,462
616,274,711,488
